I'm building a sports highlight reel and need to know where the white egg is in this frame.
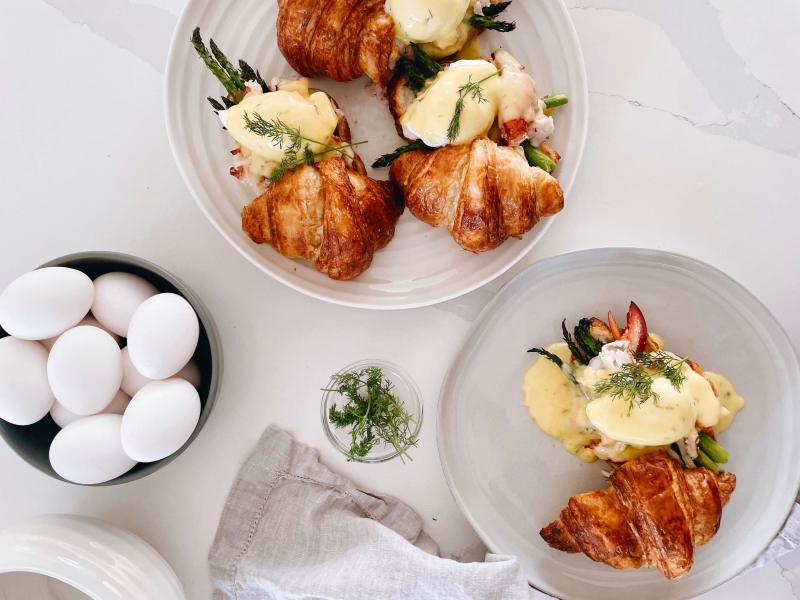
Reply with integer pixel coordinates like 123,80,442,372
121,347,201,396
0,337,55,425
49,414,137,484
0,267,94,340
121,379,200,462
40,313,121,351
47,326,123,415
91,272,158,337
49,400,81,428
127,294,199,380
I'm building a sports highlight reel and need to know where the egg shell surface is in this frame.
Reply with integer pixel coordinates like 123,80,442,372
91,272,158,337
121,378,200,462
0,267,94,340
121,346,201,396
0,337,55,425
49,414,137,484
41,314,121,351
127,294,199,380
47,326,123,415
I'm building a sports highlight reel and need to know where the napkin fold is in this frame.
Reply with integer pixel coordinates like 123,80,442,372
209,426,800,600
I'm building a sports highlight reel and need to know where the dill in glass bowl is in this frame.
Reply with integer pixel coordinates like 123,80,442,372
321,359,423,463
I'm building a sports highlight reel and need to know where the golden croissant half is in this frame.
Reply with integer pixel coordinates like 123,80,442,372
277,0,398,86
389,139,564,253
242,157,404,281
540,451,736,580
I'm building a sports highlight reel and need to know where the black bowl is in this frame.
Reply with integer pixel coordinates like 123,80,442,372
0,252,223,485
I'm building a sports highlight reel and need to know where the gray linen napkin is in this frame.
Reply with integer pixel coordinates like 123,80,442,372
209,426,800,600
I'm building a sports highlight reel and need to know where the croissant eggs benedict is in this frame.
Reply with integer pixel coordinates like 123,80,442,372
215,78,349,190
524,303,745,467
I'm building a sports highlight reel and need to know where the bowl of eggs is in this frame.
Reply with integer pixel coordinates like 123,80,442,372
0,252,222,485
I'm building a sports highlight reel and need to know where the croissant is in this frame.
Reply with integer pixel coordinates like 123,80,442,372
276,0,399,87
540,451,736,580
242,156,404,280
388,139,564,253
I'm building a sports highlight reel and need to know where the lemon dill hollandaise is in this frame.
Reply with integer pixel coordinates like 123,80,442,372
523,303,745,469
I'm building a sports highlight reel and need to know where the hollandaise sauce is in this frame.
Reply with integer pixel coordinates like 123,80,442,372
523,344,600,462
401,60,502,147
223,79,339,180
387,0,474,58
522,342,745,464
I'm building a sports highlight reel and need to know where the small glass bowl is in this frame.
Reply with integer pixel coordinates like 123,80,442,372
321,359,423,463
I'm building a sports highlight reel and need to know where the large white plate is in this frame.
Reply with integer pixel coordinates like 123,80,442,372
165,0,588,309
437,248,800,599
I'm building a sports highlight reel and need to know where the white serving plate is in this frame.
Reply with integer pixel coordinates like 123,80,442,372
165,0,588,309
437,248,800,600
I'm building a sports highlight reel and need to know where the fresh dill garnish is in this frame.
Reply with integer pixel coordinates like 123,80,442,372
593,363,657,409
447,67,503,143
634,350,688,390
325,367,418,463
593,351,688,410
242,113,367,183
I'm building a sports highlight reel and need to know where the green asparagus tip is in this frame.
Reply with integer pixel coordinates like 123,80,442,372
698,432,729,464
522,142,557,174
542,94,569,109
481,1,512,17
468,15,516,32
372,140,427,169
695,449,721,474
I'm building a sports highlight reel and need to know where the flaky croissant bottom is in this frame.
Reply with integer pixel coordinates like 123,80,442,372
389,139,564,253
242,157,404,281
540,451,735,580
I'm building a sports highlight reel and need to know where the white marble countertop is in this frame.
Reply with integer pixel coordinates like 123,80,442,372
1,0,799,598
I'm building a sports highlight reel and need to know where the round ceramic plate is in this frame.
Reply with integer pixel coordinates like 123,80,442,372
437,248,800,600
165,0,588,309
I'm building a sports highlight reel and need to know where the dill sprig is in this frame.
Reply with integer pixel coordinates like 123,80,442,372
593,351,688,410
634,351,688,390
447,67,503,143
325,367,418,463
242,113,367,183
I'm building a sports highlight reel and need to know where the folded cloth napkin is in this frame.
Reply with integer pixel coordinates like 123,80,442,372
209,426,800,600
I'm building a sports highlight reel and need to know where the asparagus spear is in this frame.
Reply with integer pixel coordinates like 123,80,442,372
574,319,603,361
695,449,721,474
207,97,226,112
411,43,443,78
698,432,729,464
191,27,241,97
527,347,578,384
562,319,588,365
468,14,516,32
372,141,427,169
398,57,427,95
542,94,569,109
210,39,246,92
522,142,558,173
481,1,512,17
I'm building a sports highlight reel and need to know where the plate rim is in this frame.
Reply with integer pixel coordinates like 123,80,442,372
163,0,589,310
436,246,800,599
